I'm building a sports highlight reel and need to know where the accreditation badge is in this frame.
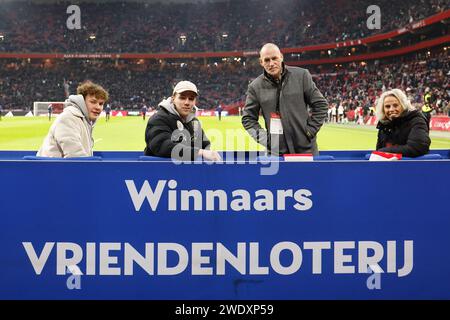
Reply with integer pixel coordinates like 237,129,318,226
270,112,283,134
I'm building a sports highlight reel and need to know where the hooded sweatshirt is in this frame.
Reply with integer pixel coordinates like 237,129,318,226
144,97,210,160
37,95,96,158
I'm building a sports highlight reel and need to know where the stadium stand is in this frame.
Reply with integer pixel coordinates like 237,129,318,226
0,0,447,52
0,0,448,120
0,51,447,115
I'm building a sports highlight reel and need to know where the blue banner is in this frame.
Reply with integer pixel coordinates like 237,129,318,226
0,151,449,299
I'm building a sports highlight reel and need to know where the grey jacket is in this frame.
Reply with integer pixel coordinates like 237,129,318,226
242,65,328,155
37,95,95,158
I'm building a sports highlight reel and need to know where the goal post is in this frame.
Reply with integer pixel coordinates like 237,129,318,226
33,102,67,116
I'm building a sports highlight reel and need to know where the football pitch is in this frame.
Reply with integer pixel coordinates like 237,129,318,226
1,116,449,152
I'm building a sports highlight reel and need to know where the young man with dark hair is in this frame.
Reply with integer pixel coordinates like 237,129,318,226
104,103,111,122
216,103,223,121
47,103,53,121
141,104,148,121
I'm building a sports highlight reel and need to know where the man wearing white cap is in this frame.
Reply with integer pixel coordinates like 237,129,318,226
144,80,221,161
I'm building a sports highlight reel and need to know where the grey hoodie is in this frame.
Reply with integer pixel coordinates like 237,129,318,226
68,94,95,127
37,94,96,158
158,97,196,123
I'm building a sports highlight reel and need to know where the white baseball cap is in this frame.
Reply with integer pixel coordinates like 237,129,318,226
173,81,198,96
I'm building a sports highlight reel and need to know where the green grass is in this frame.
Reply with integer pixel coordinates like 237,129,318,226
1,116,449,151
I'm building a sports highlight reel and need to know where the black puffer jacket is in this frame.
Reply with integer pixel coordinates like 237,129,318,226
376,109,430,157
144,98,210,160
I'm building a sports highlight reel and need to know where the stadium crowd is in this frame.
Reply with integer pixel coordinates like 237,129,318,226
0,58,257,111
0,0,448,119
0,0,447,53
312,51,450,122
0,51,448,117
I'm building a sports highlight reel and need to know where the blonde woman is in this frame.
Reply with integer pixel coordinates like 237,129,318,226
375,88,430,157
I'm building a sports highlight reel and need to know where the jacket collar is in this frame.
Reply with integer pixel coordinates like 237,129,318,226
65,105,84,118
377,110,417,129
159,97,196,123
263,62,288,85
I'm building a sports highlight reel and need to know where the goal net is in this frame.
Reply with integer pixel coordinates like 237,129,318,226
33,102,67,116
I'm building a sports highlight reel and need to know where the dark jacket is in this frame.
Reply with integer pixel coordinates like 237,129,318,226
242,65,328,155
144,98,210,160
376,109,430,157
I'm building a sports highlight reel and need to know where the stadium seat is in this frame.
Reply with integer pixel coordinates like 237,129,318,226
22,156,102,161
139,156,223,163
256,155,336,161
256,156,284,162
403,154,443,160
364,153,443,160
138,156,172,161
313,155,335,160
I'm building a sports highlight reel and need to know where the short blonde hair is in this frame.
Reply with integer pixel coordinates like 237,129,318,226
375,89,414,123
77,81,109,101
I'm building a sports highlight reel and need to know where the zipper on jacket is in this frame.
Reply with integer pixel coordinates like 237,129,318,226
275,81,282,114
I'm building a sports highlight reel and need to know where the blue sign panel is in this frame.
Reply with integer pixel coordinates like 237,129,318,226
0,152,449,299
